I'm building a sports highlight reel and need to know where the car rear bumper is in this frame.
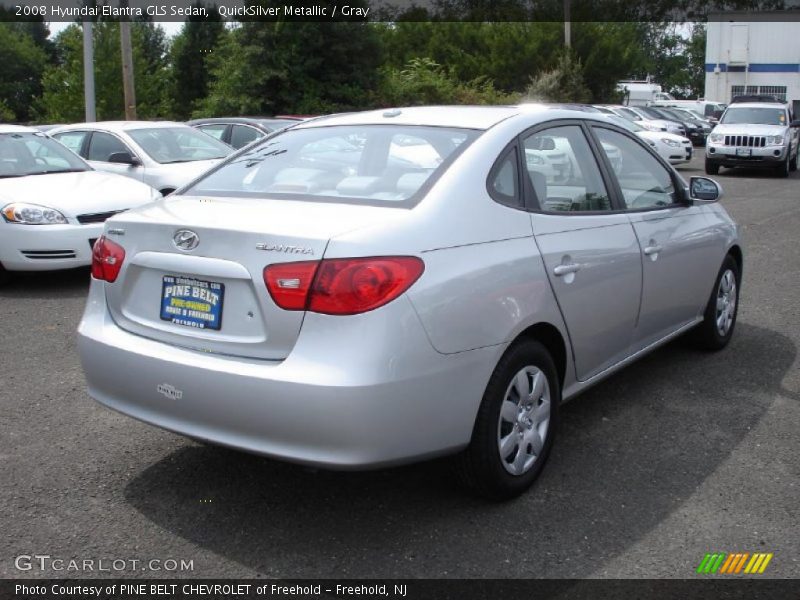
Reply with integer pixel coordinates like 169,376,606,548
77,280,498,469
0,222,101,271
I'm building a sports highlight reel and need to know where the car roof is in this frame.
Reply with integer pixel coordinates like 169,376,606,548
0,124,38,134
50,121,188,133
292,105,628,131
189,117,296,125
725,103,787,110
294,106,523,130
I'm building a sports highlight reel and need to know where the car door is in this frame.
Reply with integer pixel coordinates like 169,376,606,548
86,131,145,183
524,122,643,381
590,125,720,350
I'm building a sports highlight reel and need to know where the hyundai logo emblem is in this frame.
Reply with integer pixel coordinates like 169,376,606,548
173,229,200,251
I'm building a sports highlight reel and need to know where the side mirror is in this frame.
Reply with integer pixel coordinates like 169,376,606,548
790,120,800,128
107,151,140,166
689,176,722,203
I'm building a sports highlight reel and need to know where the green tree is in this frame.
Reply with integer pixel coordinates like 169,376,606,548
376,57,519,106
198,17,382,116
524,52,591,103
169,4,226,119
37,21,170,122
0,23,48,122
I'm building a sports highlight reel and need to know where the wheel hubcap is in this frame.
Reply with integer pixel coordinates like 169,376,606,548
715,269,737,336
497,366,551,476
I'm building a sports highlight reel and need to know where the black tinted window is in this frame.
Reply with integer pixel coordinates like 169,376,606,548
230,125,262,149
88,132,129,162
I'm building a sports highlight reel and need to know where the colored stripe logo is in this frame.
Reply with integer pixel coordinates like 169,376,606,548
696,552,773,574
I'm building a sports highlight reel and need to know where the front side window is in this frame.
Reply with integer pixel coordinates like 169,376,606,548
720,107,787,126
88,132,129,162
127,127,232,164
0,132,89,177
522,125,612,212
593,127,676,210
230,124,262,149
185,125,478,204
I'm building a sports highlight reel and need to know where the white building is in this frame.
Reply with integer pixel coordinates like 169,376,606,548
704,17,800,111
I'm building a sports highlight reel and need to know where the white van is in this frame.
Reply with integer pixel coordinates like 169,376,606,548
616,81,674,106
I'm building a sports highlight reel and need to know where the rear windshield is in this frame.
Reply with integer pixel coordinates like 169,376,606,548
184,125,479,205
720,107,787,126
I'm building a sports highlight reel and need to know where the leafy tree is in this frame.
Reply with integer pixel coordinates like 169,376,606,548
0,23,48,122
524,52,591,103
198,17,382,116
376,57,519,106
37,21,170,123
169,4,226,119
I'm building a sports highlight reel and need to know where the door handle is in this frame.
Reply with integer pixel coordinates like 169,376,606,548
643,244,662,256
553,263,581,276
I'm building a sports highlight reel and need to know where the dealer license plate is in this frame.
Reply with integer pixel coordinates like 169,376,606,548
160,275,224,331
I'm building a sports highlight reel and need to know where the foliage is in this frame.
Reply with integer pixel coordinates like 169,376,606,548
196,18,382,117
36,21,170,123
168,3,226,119
376,57,519,106
0,23,48,122
524,52,592,103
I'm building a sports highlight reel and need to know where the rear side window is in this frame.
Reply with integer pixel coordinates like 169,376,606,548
186,125,479,205
488,147,519,207
522,125,612,212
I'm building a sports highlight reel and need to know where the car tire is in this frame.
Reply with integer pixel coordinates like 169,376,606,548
705,159,720,175
776,155,790,178
0,263,9,286
455,340,560,500
691,254,740,351
790,152,797,172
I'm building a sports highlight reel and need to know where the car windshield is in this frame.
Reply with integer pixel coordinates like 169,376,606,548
0,132,89,178
185,125,479,205
127,127,232,164
720,107,787,126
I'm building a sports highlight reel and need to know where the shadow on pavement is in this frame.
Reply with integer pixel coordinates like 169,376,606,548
123,323,795,577
0,267,90,300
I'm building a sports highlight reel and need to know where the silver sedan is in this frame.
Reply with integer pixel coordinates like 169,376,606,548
77,105,742,499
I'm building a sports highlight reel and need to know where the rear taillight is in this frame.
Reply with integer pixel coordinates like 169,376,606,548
91,235,125,282
263,256,424,315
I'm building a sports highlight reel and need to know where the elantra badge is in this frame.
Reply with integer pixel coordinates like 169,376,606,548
157,383,183,400
173,229,200,251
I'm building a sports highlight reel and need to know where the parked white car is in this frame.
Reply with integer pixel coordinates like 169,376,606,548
50,121,233,195
0,125,160,282
604,116,692,165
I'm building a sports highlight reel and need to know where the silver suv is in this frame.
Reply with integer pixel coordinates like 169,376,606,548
706,101,800,177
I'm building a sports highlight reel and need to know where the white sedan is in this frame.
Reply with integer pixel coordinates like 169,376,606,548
50,121,233,196
0,125,160,283
603,116,692,165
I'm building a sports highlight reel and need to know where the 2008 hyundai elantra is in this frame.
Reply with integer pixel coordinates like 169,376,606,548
78,105,742,499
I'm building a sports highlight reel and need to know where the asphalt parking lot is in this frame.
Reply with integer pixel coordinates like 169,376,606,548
1,152,798,580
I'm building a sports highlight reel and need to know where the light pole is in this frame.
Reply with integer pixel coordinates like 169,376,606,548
564,0,571,48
